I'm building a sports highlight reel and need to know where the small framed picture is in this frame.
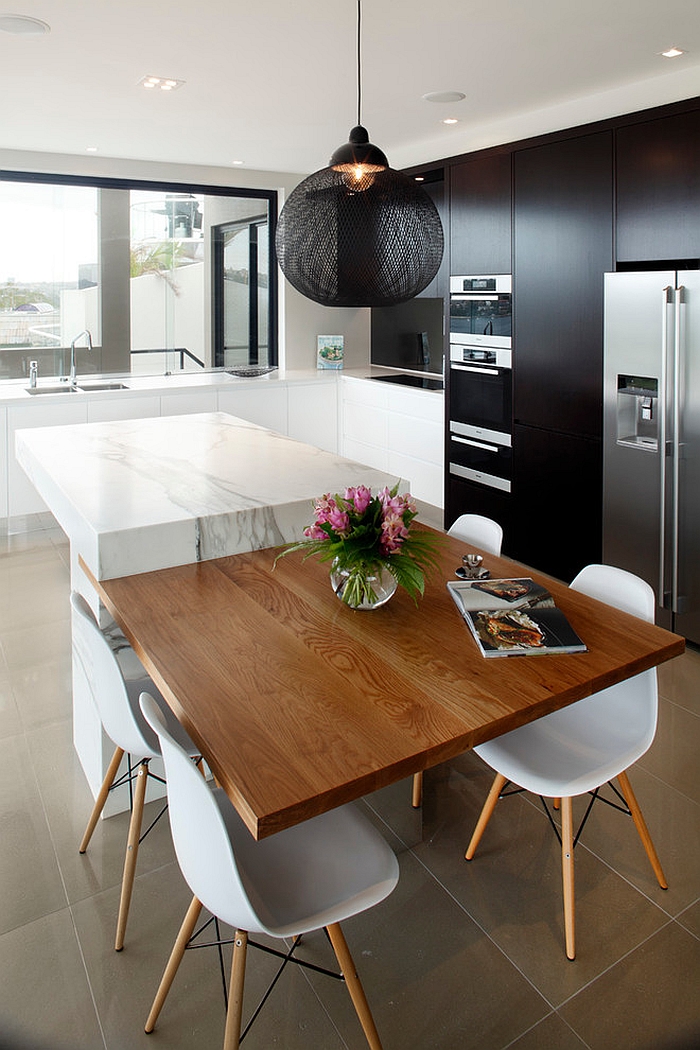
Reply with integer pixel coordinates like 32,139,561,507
317,335,344,370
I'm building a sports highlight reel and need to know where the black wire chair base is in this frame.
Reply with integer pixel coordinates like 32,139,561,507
498,779,634,848
184,917,344,1043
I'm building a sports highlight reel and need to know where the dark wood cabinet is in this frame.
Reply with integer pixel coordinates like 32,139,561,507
616,109,700,264
418,175,449,300
449,152,511,275
510,424,602,582
513,130,613,440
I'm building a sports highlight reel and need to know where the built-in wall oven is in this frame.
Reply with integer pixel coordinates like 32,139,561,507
448,276,512,493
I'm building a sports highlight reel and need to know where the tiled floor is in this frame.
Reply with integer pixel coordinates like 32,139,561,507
0,517,698,1050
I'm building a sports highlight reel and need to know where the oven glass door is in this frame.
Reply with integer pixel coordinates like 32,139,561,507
449,362,512,439
449,294,512,340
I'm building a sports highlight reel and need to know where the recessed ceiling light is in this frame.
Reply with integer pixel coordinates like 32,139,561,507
442,118,459,125
414,176,425,182
232,160,245,166
138,75,185,91
660,46,685,58
422,91,466,104
0,13,50,34
85,146,99,153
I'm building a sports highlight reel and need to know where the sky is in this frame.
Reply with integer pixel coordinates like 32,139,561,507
0,181,98,285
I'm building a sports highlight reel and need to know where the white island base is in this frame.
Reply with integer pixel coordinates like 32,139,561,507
16,412,404,814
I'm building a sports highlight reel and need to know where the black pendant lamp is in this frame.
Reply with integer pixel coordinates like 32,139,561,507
275,1,444,308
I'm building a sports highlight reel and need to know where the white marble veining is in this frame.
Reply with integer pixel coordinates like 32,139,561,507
16,411,403,580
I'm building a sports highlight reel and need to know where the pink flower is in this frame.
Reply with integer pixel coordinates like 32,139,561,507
304,523,328,540
328,507,350,534
379,510,409,555
344,485,372,515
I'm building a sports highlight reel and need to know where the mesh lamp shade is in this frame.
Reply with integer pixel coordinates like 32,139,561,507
275,165,444,308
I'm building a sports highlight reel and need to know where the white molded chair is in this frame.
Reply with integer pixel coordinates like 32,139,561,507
464,564,667,959
412,513,504,807
71,591,199,951
447,513,503,556
139,692,399,1050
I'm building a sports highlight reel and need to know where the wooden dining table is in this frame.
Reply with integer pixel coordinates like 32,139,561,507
82,530,685,840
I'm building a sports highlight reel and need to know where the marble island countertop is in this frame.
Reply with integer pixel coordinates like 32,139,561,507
16,411,403,581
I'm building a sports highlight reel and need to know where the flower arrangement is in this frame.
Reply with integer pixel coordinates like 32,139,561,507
276,483,442,607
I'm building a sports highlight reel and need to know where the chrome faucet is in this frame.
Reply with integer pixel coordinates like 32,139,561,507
29,360,38,388
69,330,93,385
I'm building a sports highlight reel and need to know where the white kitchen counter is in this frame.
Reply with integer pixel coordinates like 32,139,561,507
16,410,401,581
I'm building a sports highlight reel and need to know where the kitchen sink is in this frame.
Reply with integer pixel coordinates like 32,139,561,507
26,384,77,395
78,381,129,391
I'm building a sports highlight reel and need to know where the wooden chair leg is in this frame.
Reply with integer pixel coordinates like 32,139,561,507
145,895,203,1033
223,929,248,1050
411,772,423,808
326,922,383,1050
79,745,125,853
617,770,668,889
553,798,561,810
465,773,508,860
561,796,575,960
115,758,149,951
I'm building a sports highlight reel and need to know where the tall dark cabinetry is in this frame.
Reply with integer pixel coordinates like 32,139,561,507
616,108,700,264
511,131,613,581
450,152,511,275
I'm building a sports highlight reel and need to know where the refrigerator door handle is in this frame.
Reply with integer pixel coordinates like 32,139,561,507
659,286,673,606
671,286,684,613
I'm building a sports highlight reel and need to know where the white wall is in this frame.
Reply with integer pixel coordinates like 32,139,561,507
0,148,372,373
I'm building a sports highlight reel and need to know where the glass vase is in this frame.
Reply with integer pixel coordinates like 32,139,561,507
330,559,398,610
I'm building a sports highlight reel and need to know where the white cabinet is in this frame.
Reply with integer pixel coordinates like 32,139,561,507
340,377,444,506
86,394,161,423
340,377,390,471
217,386,288,433
8,400,88,516
287,381,338,453
160,389,218,416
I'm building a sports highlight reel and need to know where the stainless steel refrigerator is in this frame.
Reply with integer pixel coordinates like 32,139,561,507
603,270,700,645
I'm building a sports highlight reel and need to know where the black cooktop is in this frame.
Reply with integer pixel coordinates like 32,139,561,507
368,374,443,391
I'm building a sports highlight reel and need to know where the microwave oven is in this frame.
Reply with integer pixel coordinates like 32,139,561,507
449,275,512,357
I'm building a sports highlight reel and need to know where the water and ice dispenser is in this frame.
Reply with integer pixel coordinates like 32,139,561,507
615,375,659,451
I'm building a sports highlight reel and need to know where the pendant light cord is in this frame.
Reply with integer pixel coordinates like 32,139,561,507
356,0,362,127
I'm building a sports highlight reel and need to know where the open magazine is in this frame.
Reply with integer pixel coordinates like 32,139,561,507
447,577,587,657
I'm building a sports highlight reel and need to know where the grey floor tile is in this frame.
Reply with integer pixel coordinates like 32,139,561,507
0,734,67,935
657,645,700,716
638,695,700,804
0,907,104,1050
676,899,700,940
0,673,23,740
302,849,551,1050
506,1012,588,1050
558,921,700,1050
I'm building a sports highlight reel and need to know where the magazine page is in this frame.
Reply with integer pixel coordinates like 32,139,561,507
447,578,587,657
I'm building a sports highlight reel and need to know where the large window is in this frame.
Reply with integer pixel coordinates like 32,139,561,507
0,173,277,382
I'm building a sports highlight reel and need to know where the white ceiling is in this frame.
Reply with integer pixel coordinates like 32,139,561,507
2,0,700,176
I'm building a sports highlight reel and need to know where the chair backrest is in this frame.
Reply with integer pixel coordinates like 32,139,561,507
139,692,262,934
570,563,655,622
569,563,658,759
70,591,158,758
447,513,503,555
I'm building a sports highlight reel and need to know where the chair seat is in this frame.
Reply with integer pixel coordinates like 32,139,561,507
215,789,399,938
475,671,656,798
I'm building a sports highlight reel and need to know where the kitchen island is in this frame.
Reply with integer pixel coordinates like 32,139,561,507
16,411,403,811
